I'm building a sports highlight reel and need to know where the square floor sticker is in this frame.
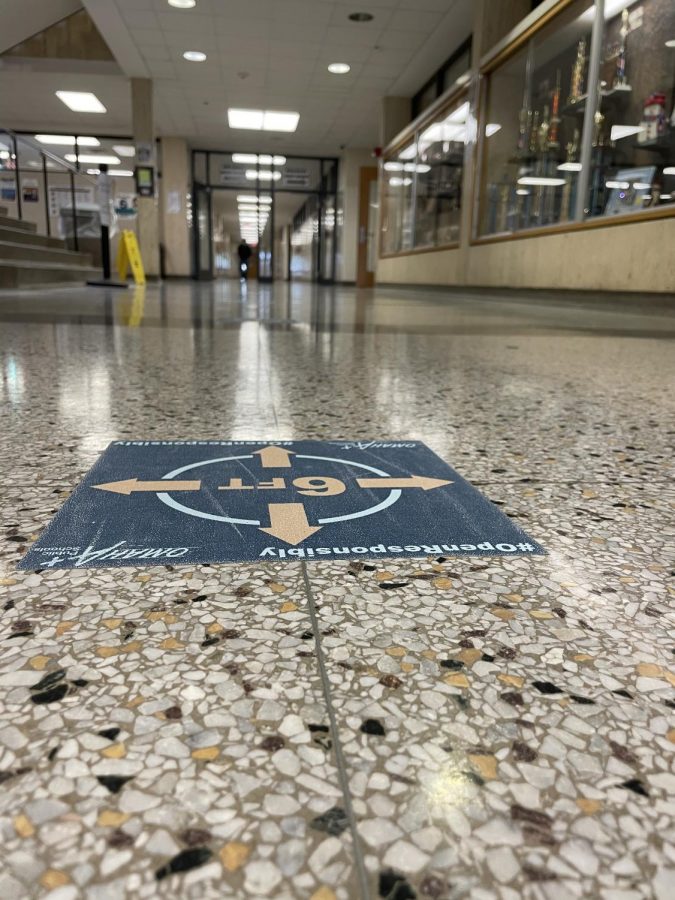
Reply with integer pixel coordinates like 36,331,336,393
19,440,544,569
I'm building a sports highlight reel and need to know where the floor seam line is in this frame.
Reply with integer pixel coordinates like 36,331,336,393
301,561,371,900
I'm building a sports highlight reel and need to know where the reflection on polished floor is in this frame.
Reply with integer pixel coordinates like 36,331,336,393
0,280,674,900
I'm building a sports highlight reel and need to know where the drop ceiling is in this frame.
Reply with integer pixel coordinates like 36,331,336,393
0,0,472,155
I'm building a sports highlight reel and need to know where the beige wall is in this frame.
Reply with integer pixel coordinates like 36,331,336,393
377,217,675,294
159,137,191,277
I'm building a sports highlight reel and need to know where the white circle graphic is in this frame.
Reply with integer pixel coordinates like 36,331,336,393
154,452,401,527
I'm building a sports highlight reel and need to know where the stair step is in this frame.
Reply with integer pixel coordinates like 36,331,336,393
0,215,37,232
0,239,92,266
0,224,68,248
0,259,99,289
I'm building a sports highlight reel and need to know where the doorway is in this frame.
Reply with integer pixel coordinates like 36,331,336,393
357,166,378,288
191,151,338,283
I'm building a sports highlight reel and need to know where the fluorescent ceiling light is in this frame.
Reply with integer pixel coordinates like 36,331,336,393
328,63,351,74
169,0,196,7
633,182,651,190
228,108,264,130
516,188,530,195
35,134,99,146
610,124,643,140
65,153,120,165
237,193,272,203
262,110,299,132
111,170,134,177
0,150,10,159
183,50,206,62
384,161,403,171
389,177,412,187
403,163,430,173
557,161,582,172
113,145,135,157
663,167,675,175
228,109,299,132
56,91,106,113
485,123,501,136
86,168,100,175
660,193,672,199
666,39,675,47
605,180,630,189
232,153,285,165
517,176,566,186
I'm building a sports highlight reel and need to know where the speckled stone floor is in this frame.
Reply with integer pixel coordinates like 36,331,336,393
0,281,674,900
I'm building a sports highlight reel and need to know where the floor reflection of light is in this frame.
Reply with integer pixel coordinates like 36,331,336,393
419,756,482,816
2,356,25,407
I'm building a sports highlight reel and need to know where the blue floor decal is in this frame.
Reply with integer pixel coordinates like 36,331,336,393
19,440,545,569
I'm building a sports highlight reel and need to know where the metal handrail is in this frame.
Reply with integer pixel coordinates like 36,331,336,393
0,126,98,184
0,125,99,249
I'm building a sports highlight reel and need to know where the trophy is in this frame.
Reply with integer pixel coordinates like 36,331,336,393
538,105,551,154
549,69,562,148
592,108,606,147
568,39,586,104
613,8,631,91
529,110,540,154
560,129,580,222
517,104,532,155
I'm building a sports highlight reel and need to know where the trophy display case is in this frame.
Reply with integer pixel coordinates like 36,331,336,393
380,92,468,255
479,0,675,237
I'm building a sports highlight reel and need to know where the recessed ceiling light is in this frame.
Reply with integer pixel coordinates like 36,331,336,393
169,0,196,7
183,50,206,62
113,144,135,157
349,12,373,22
65,153,120,165
228,108,299,132
328,62,351,74
35,134,100,146
56,91,106,113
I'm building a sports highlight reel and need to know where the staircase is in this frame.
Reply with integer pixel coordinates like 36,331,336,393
0,206,98,288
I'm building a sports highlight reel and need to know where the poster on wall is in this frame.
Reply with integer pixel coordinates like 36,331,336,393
1,175,16,202
22,179,39,202
48,186,94,218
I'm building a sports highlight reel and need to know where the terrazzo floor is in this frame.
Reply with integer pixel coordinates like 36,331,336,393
0,280,674,900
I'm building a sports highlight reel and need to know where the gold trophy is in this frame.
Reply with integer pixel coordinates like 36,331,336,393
568,39,586,105
612,8,632,91
549,69,562,148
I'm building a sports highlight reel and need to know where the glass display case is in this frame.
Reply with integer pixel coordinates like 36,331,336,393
478,0,594,235
380,93,468,255
478,0,675,237
585,0,675,219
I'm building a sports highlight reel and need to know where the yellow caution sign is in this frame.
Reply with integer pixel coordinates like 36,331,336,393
116,229,146,285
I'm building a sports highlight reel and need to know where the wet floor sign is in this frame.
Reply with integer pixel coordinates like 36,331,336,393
19,441,544,570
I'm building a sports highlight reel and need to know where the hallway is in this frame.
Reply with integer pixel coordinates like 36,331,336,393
0,282,674,899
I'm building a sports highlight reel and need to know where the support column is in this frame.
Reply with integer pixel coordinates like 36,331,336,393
131,77,160,277
159,137,190,277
